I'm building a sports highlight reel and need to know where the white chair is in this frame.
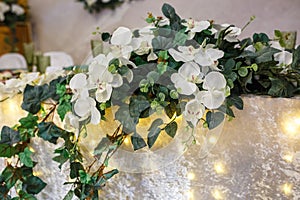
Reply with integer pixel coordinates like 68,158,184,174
0,53,27,70
44,51,74,68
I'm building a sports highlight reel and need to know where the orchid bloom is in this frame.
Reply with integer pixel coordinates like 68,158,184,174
213,24,241,42
0,2,9,21
196,71,227,109
183,99,205,127
171,62,203,95
194,44,224,70
110,27,139,59
69,73,89,102
74,96,101,125
11,4,25,16
270,41,293,67
169,44,224,70
182,18,210,40
88,54,122,103
86,0,97,6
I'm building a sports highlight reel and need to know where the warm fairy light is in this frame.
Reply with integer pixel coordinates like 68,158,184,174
208,136,218,144
187,172,195,180
28,146,35,153
186,190,194,200
282,153,294,163
211,189,224,200
281,183,293,196
281,112,300,138
214,161,226,174
33,171,43,176
124,137,130,145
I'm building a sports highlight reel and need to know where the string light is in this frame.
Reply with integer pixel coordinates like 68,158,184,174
281,112,300,138
214,161,226,174
211,188,224,200
282,153,294,163
208,136,218,144
186,190,194,200
281,183,293,196
187,172,195,180
124,137,130,145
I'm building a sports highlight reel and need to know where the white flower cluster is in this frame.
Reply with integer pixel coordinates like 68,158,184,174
68,18,242,130
0,1,25,22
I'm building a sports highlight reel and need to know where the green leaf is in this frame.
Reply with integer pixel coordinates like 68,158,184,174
165,121,177,138
152,36,174,51
19,147,33,168
103,169,119,180
1,165,22,190
0,144,23,157
165,101,177,119
255,47,280,63
101,32,110,42
93,137,111,158
57,100,72,122
161,3,181,31
253,33,269,43
22,176,46,194
225,58,235,69
37,122,64,144
147,119,163,148
228,96,244,110
129,96,150,118
157,62,168,75
292,46,300,70
79,170,91,184
173,32,188,46
17,190,37,200
21,85,49,114
238,67,248,77
53,148,70,169
63,190,74,200
131,132,147,151
0,126,20,145
70,162,84,179
206,111,225,130
115,105,137,134
19,114,38,129
268,77,294,97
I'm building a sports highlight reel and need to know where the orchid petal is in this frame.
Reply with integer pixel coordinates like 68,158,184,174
203,71,226,90
70,73,87,90
111,27,132,46
96,84,112,102
110,74,123,88
74,98,90,117
168,48,194,62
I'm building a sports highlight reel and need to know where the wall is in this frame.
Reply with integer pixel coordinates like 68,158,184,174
28,0,300,64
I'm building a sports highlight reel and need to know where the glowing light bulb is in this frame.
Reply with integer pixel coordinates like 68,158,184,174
214,161,226,174
208,136,217,144
124,137,130,145
211,189,224,200
281,112,300,138
187,172,195,180
282,183,293,196
282,153,294,163
186,190,194,200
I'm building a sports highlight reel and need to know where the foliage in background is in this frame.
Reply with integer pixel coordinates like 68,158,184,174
77,0,125,13
0,3,299,200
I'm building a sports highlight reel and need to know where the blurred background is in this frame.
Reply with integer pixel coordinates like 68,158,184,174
2,0,300,64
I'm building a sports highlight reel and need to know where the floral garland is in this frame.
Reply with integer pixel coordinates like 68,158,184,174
0,3,299,200
77,0,125,13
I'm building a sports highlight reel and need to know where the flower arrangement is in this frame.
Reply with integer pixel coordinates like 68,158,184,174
77,0,125,13
0,0,26,27
0,3,300,200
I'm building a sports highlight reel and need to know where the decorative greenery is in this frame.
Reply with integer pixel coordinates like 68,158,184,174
0,3,300,199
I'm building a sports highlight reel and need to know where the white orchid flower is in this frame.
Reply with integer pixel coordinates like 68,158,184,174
169,46,199,62
214,24,241,42
88,54,123,102
110,27,138,59
11,4,25,16
196,71,227,109
171,62,203,95
69,73,89,102
194,44,224,70
182,19,210,40
183,99,205,127
0,2,9,21
74,97,101,125
270,41,293,67
86,0,97,6
274,51,293,67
